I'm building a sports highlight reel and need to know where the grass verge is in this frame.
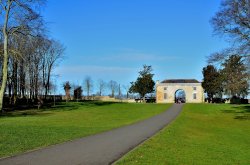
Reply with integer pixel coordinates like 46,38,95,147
0,101,171,158
116,103,250,165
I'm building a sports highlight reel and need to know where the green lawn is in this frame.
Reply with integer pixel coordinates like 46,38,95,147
0,101,171,158
116,103,250,165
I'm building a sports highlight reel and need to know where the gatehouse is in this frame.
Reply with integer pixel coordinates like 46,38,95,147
156,79,204,103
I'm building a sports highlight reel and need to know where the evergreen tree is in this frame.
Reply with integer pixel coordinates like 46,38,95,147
202,65,223,102
63,81,71,102
221,55,249,98
129,65,155,102
73,86,82,102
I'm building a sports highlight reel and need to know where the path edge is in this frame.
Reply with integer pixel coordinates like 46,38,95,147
0,104,173,161
111,104,184,165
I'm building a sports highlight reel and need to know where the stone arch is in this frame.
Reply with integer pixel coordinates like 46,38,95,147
174,89,186,103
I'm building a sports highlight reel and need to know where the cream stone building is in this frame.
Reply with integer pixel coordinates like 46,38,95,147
156,79,204,103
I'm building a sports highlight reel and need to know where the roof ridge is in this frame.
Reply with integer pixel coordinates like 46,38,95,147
161,79,200,83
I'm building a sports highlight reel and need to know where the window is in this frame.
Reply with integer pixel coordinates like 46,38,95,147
164,93,167,100
164,87,167,90
193,87,197,90
193,93,197,99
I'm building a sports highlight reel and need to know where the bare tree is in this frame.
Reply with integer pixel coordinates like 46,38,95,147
123,84,130,99
97,79,105,96
42,39,65,99
0,0,45,111
109,80,118,98
209,0,250,63
118,84,122,99
84,76,93,98
26,36,45,99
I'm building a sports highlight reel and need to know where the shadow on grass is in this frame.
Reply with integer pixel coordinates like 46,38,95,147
80,101,122,106
53,101,123,110
221,105,250,120
0,110,53,118
0,101,125,118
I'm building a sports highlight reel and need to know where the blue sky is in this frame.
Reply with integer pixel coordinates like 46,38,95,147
43,0,228,94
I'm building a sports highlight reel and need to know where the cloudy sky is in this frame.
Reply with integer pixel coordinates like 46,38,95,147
43,0,228,94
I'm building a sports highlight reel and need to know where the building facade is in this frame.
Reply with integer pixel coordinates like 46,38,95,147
156,79,204,103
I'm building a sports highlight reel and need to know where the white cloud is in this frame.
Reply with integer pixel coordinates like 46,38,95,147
55,65,138,84
100,53,180,62
57,65,134,75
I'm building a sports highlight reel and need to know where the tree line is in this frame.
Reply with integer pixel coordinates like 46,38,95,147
203,0,250,103
202,55,249,103
62,65,156,102
0,0,65,111
63,79,129,101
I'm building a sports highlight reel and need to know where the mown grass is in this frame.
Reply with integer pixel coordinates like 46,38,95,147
116,103,250,165
0,101,171,158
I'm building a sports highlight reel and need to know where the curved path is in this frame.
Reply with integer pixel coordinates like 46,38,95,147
0,104,183,165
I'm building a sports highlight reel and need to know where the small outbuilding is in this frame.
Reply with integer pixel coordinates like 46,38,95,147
156,79,204,103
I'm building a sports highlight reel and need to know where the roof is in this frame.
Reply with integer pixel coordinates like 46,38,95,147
161,79,200,83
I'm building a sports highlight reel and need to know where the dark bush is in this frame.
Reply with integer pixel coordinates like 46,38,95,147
205,98,225,103
230,96,249,104
212,98,225,103
239,98,248,104
146,98,156,103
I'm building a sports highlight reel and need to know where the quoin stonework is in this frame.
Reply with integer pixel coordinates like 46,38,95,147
156,79,204,103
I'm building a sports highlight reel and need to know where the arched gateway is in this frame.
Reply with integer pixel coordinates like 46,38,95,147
156,79,204,103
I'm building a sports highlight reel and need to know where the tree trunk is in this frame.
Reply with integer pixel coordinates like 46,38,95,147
12,60,18,105
0,40,9,111
45,66,52,100
34,63,39,99
19,60,26,98
66,89,70,102
8,82,11,98
0,3,11,112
